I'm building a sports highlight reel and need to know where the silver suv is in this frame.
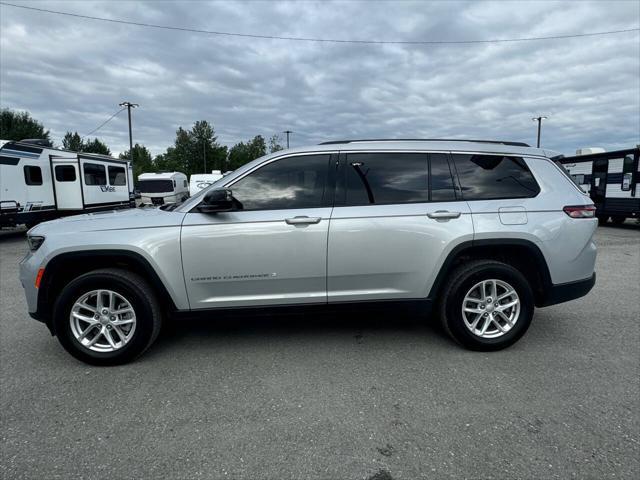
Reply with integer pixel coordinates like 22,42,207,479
20,139,597,365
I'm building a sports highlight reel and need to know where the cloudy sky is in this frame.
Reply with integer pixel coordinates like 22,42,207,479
1,0,638,157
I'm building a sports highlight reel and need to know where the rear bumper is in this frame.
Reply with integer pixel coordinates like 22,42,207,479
539,272,596,307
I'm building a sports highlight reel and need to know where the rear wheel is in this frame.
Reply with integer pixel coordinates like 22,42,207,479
610,216,626,225
52,268,162,365
597,215,609,225
439,260,534,351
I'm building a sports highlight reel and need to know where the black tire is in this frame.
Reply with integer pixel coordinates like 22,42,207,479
610,216,626,225
438,260,534,351
597,215,609,226
52,268,162,365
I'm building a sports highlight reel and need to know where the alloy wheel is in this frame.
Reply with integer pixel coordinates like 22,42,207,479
461,279,520,339
69,289,137,352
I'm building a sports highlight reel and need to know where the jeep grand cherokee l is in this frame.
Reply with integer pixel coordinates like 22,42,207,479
20,139,597,365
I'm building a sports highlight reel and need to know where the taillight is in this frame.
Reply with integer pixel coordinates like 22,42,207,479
563,205,596,218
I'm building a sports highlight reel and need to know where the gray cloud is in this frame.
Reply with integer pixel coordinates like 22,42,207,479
1,0,638,157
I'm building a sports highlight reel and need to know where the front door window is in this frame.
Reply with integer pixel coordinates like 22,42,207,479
229,154,330,210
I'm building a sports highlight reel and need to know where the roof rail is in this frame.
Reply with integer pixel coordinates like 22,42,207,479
318,139,531,147
18,138,53,147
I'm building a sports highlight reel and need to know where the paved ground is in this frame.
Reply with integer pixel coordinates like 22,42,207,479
1,223,638,480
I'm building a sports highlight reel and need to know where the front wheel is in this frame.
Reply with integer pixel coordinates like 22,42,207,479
439,260,534,351
52,268,162,365
610,216,626,225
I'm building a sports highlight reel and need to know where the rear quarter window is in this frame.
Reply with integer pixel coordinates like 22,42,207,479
553,160,589,193
452,154,540,200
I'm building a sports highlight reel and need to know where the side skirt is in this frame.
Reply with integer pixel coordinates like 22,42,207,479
171,299,434,321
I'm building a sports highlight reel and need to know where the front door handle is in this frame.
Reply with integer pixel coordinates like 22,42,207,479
427,210,461,220
285,216,322,225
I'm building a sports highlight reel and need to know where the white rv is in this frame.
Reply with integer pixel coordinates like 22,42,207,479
137,171,189,206
0,139,133,228
560,146,639,224
189,170,224,196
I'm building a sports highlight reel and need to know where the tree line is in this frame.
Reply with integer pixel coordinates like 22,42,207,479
1,108,284,181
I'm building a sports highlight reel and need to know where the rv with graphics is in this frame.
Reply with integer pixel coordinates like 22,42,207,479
560,146,639,224
189,170,224,196
137,172,189,206
0,139,134,228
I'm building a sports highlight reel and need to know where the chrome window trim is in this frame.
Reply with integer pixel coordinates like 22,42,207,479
339,149,548,159
183,149,550,212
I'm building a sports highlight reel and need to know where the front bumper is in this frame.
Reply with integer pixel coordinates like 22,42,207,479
19,252,39,312
539,272,596,307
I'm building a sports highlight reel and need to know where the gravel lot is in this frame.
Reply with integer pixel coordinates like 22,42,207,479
1,224,639,480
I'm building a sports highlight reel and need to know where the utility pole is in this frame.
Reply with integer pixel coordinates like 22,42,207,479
283,130,293,149
532,116,547,148
119,101,139,161
202,136,207,173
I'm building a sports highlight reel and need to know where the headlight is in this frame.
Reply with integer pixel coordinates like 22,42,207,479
27,235,45,251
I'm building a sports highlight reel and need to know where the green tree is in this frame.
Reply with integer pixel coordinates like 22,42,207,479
227,135,268,170
227,141,251,170
0,109,50,142
190,120,227,174
153,149,183,173
61,131,111,155
82,138,111,155
248,135,267,159
119,143,154,181
153,120,228,176
62,131,83,151
269,134,284,153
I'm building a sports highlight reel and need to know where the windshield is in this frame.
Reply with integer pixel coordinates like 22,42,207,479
138,179,174,193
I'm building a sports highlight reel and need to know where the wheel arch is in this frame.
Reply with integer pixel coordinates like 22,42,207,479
38,249,178,333
428,239,553,307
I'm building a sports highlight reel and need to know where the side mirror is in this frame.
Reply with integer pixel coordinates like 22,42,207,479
197,188,234,213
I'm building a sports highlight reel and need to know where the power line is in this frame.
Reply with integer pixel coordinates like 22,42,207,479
82,108,125,139
1,2,638,46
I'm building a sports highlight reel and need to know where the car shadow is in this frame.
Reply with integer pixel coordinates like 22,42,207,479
601,220,640,231
0,227,27,241
147,308,453,357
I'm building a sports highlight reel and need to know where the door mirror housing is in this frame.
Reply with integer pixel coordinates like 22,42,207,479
197,188,234,213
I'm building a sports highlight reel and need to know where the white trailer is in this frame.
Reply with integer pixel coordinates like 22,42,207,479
1,140,133,228
137,171,189,206
560,146,639,224
189,170,224,196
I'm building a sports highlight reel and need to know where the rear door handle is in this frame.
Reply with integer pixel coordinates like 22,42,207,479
285,216,322,225
427,210,461,220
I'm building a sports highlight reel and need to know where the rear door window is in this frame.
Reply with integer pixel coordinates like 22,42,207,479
342,153,429,205
452,154,540,200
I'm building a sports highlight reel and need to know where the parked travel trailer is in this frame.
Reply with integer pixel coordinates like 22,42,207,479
189,170,224,196
560,146,639,224
137,172,189,206
0,139,133,228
